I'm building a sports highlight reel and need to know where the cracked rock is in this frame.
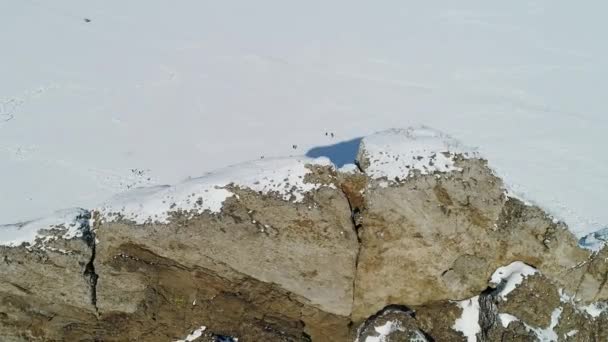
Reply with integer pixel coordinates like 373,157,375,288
2,129,608,341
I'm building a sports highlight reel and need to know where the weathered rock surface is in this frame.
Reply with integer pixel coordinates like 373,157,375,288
352,157,590,320
92,183,357,341
354,307,429,341
2,127,608,341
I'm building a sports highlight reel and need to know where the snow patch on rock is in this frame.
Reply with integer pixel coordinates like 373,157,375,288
558,288,575,304
358,127,477,184
578,227,608,252
0,208,90,247
490,261,538,300
498,313,519,328
338,163,359,173
409,331,428,342
499,308,563,341
523,307,562,342
565,329,578,338
174,326,206,342
580,302,608,318
362,320,406,342
558,288,608,319
97,157,334,224
452,296,480,342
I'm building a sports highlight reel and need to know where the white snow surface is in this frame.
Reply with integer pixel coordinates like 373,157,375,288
580,302,608,318
174,326,206,342
498,313,519,328
1,1,607,239
0,208,88,247
490,261,538,300
98,156,333,224
558,288,575,303
362,320,405,342
360,127,476,182
452,296,480,342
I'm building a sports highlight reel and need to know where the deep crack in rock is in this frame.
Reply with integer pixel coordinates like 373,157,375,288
339,180,364,328
81,211,99,313
477,287,499,342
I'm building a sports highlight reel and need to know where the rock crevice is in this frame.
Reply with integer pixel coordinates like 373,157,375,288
82,214,99,313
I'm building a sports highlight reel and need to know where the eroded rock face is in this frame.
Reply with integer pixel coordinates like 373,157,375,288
0,209,97,341
2,128,608,341
93,183,357,341
472,269,608,342
352,157,590,320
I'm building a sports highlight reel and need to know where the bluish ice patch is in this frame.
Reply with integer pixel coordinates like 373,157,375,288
579,227,608,252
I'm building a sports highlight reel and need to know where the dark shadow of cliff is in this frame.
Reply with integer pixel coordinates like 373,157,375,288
306,137,362,168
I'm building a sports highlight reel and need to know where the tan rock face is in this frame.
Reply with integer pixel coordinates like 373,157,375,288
95,186,357,315
93,241,350,341
0,212,97,341
352,157,591,321
2,132,608,341
92,184,357,341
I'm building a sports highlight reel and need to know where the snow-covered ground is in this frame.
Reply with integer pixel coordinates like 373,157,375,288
1,1,607,237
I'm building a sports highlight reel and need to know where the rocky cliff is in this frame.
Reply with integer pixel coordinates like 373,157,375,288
1,128,607,341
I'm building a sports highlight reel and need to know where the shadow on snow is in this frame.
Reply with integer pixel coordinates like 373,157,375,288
305,137,362,168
